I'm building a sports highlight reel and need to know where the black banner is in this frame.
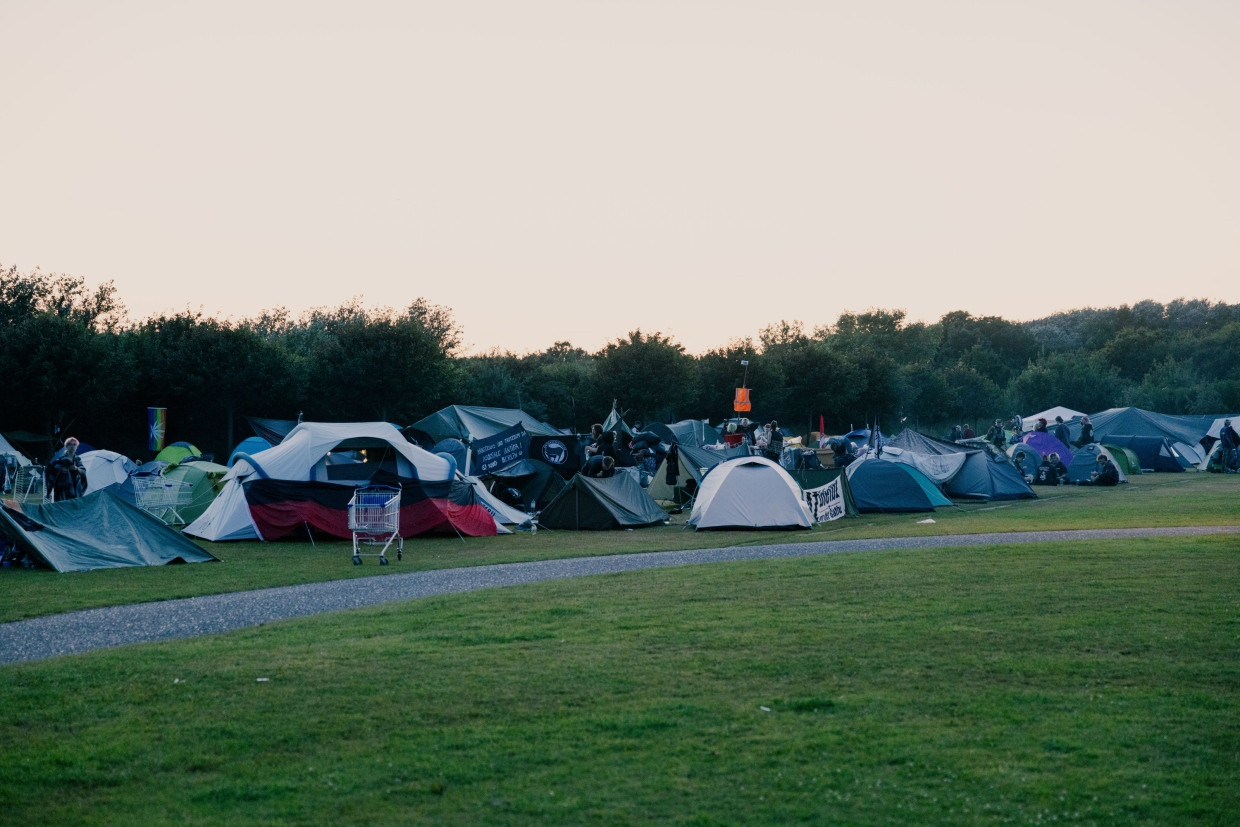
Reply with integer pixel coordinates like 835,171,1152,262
472,424,530,474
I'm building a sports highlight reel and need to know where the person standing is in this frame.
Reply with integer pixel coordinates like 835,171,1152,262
986,419,1007,450
1053,416,1071,446
47,437,86,501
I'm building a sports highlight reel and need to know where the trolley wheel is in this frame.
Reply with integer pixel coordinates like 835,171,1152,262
352,555,362,566
380,556,389,566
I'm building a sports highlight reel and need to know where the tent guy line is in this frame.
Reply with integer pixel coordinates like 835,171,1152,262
3,524,1237,666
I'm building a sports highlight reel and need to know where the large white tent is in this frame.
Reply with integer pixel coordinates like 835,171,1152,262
185,422,456,542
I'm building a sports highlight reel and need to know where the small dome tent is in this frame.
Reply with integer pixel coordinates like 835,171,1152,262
688,456,812,530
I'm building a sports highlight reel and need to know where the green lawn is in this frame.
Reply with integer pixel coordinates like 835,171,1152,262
1,472,1237,622
1,473,1238,824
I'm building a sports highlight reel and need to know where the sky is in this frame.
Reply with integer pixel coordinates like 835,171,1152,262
2,1,1238,356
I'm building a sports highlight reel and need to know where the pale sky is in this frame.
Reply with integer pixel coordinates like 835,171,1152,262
2,1,1237,355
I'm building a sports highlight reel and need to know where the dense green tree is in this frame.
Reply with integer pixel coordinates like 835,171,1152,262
594,330,695,425
1006,351,1128,415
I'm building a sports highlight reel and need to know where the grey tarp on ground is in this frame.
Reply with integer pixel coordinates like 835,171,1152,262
0,489,218,572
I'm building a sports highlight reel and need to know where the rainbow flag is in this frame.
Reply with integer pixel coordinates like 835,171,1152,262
148,407,167,452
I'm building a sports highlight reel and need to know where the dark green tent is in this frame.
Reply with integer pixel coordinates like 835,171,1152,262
0,489,218,572
538,473,668,531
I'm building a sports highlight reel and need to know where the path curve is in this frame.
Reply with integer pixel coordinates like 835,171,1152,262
3,526,1237,665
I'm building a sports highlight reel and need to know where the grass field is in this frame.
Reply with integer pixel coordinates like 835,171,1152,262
2,473,1238,823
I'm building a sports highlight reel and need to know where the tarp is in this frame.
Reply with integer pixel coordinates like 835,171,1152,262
1079,407,1219,447
0,489,218,572
246,416,298,445
538,473,668,530
688,457,812,530
409,405,564,444
844,457,953,513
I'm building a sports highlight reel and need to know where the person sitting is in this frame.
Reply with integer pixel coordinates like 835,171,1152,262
1074,415,1094,448
583,424,604,459
1034,452,1067,486
584,455,615,478
47,436,87,501
764,421,784,462
722,422,744,448
1079,453,1119,486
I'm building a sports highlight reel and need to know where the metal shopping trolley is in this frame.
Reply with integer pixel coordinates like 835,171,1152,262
132,475,192,526
347,485,403,565
9,464,46,505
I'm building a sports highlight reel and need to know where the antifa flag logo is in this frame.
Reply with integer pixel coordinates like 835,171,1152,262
541,440,568,466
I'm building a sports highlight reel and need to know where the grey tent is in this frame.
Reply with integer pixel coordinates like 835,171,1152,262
538,473,668,531
647,443,748,506
886,430,1035,502
688,457,813,530
0,489,218,572
410,405,564,443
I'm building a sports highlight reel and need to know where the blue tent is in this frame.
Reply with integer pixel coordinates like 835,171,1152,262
228,436,273,467
845,458,952,513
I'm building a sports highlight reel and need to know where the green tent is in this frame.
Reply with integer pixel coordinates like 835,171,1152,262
155,441,201,465
0,489,217,572
161,460,231,525
538,473,668,531
1101,444,1142,476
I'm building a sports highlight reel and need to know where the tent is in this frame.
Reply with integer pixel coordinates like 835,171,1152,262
409,405,564,443
844,457,953,513
228,436,273,467
161,460,231,525
537,473,668,531
886,430,1035,502
156,441,201,465
647,443,748,506
242,476,498,541
185,421,463,541
0,432,31,467
663,420,722,448
688,457,812,530
79,449,137,495
245,416,298,445
0,490,218,572
1014,432,1074,466
479,458,567,513
1100,444,1142,476
1023,406,1085,427
1064,443,1129,484
1077,407,1217,449
1098,435,1189,472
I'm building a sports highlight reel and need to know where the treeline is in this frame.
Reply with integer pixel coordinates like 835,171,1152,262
3,263,1239,462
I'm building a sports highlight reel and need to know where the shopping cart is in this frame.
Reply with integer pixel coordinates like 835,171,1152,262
132,476,192,526
9,465,46,505
347,485,403,565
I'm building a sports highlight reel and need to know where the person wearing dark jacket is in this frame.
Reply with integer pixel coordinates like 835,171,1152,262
47,436,86,501
1079,453,1119,486
1074,415,1094,448
1053,416,1071,446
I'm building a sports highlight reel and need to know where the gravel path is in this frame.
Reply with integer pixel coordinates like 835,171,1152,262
3,525,1237,665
